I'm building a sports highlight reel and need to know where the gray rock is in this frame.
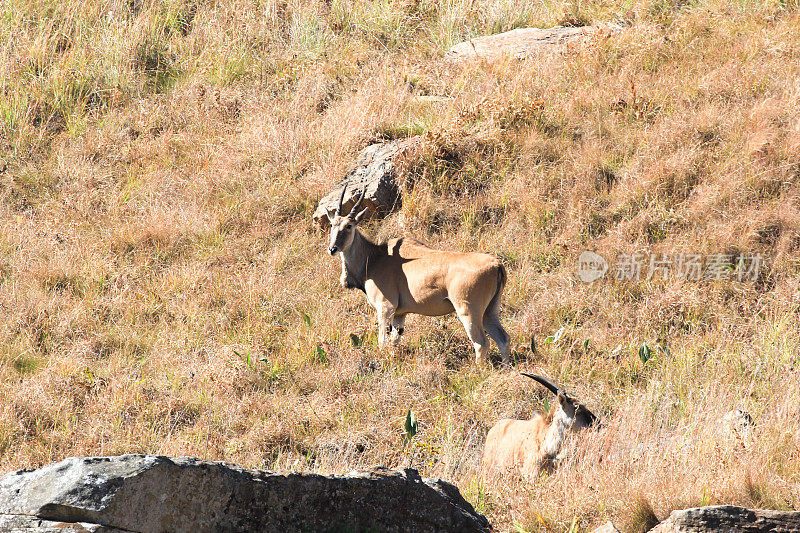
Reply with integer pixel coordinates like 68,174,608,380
590,521,621,533
650,505,800,532
0,455,490,533
313,138,419,229
720,408,755,446
0,515,125,532
446,25,623,63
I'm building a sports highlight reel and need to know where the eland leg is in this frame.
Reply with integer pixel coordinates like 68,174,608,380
455,304,490,365
376,303,396,349
483,313,510,365
390,314,406,347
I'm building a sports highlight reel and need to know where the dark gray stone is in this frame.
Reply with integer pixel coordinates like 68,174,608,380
0,455,491,533
313,138,419,229
650,505,800,532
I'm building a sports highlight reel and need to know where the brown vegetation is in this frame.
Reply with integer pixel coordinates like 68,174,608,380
1,0,799,530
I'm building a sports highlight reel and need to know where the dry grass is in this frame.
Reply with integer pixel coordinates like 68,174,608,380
2,0,800,530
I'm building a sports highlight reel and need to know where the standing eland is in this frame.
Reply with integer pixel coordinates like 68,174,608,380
325,186,510,365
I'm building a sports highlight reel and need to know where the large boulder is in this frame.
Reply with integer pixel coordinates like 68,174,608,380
650,505,800,532
0,515,122,532
446,25,622,63
313,138,419,229
0,455,491,533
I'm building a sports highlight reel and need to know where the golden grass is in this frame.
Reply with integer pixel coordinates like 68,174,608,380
1,0,800,530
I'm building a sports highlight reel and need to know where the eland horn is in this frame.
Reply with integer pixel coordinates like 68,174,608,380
335,182,348,216
348,187,366,217
521,373,561,396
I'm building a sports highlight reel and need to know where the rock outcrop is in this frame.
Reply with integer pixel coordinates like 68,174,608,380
590,521,621,533
446,25,622,63
650,505,800,532
313,138,419,229
0,455,491,533
720,408,755,446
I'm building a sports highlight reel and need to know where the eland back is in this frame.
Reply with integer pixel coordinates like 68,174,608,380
325,186,510,365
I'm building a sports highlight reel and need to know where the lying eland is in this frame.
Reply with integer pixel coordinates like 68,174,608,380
482,374,597,477
325,186,510,365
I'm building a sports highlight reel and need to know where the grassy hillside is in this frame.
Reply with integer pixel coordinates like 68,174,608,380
1,0,799,530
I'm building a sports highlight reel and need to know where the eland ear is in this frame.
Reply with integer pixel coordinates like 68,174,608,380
557,391,569,406
353,207,369,223
577,405,599,428
326,208,337,222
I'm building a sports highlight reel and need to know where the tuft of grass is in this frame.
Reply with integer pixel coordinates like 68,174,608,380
11,355,42,376
627,495,660,533
742,472,791,511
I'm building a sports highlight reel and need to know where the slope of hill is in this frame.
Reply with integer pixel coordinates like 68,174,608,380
1,0,799,530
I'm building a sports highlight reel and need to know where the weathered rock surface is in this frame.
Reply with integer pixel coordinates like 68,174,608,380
0,515,125,532
591,521,621,533
720,408,755,446
650,505,800,532
0,455,491,533
446,25,622,63
313,138,418,229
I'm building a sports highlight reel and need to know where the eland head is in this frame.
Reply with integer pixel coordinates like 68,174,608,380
327,184,368,256
521,373,598,430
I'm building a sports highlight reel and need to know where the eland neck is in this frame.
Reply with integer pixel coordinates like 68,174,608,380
340,229,382,292
542,404,574,458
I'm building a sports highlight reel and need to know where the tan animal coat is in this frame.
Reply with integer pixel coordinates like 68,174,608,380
326,187,510,364
482,374,597,477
